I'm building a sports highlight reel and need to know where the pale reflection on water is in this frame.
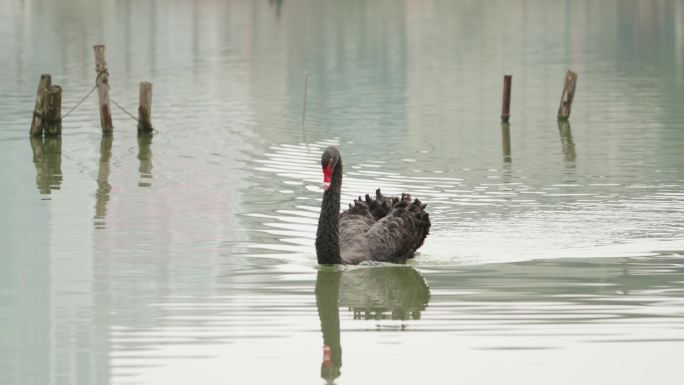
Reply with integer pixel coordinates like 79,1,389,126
102,257,684,385
1,0,684,385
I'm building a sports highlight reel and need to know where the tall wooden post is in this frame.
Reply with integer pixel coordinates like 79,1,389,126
30,74,51,136
137,82,153,132
43,85,62,136
557,70,578,121
93,45,113,133
501,75,512,123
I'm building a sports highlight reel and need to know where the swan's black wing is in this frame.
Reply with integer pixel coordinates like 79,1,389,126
366,193,431,263
338,190,430,264
338,189,393,264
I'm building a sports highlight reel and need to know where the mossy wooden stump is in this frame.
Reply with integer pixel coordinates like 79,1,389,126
43,85,63,136
30,74,51,136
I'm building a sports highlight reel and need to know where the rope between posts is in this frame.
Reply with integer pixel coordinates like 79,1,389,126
58,69,140,124
62,84,97,119
60,70,108,120
110,98,139,123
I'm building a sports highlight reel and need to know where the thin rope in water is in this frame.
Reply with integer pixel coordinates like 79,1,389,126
110,97,139,123
62,84,97,119
58,69,140,124
61,70,108,120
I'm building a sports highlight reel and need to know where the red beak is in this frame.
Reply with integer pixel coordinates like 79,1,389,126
322,164,333,191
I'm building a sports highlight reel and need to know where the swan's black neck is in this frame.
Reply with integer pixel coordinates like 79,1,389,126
316,160,343,265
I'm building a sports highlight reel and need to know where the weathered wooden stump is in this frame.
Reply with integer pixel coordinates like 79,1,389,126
93,45,113,133
501,123,512,162
501,75,512,123
30,74,52,136
557,70,578,121
43,85,62,136
137,82,153,132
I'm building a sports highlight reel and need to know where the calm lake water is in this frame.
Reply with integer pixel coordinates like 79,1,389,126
2,1,684,384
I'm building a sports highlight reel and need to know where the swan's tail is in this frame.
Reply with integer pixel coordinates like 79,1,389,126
366,189,394,220
346,189,394,221
364,191,431,263
344,190,431,262
393,193,431,256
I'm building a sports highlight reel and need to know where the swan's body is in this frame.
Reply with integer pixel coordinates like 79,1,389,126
315,146,431,265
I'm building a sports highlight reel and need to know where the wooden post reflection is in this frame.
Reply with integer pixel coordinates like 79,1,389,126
137,133,153,187
30,137,62,195
269,0,283,18
501,122,511,162
558,120,576,164
94,135,113,229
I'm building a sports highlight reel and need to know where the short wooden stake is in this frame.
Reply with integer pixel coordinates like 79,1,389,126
43,85,62,136
557,70,578,121
93,45,113,133
501,75,512,123
137,82,153,132
501,123,512,162
30,74,52,136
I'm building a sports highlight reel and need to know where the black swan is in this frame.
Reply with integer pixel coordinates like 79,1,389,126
315,146,431,265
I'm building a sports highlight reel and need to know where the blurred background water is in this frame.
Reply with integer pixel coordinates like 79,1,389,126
1,1,684,384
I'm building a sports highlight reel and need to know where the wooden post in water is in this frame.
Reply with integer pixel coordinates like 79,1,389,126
501,75,512,123
93,45,113,133
43,85,62,136
30,74,52,136
137,81,153,132
557,70,578,121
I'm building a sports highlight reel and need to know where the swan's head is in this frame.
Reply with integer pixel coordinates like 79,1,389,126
321,146,341,191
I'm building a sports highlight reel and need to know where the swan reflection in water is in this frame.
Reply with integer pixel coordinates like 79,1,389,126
315,266,430,383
